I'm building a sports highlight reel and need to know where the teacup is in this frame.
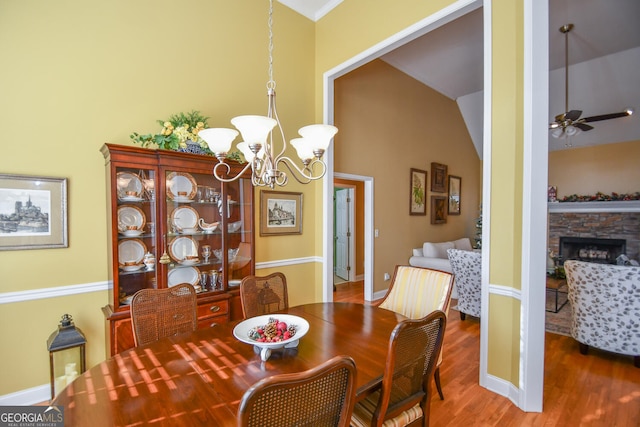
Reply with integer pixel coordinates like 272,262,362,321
178,191,188,197
126,225,138,231
126,191,138,197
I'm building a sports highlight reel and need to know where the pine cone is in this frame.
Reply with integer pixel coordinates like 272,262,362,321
287,325,297,338
264,322,277,339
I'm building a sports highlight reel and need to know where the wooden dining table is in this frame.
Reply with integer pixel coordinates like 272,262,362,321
53,302,406,426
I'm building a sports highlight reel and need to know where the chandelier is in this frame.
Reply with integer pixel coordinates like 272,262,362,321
198,0,338,188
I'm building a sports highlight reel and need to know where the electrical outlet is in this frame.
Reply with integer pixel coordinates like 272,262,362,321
383,272,390,281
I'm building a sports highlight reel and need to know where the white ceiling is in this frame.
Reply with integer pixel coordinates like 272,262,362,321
281,0,640,152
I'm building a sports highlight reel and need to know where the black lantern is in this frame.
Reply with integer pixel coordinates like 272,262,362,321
47,314,86,400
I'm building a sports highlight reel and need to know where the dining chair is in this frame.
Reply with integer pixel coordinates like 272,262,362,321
130,283,198,347
237,355,357,427
240,272,288,318
447,248,482,320
375,265,454,400
351,310,447,427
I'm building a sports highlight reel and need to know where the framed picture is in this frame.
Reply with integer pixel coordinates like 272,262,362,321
260,190,303,236
431,162,448,193
0,174,68,250
431,195,447,224
409,168,427,215
448,175,461,215
548,186,557,202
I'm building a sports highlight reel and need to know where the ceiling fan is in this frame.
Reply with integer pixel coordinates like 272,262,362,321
549,23,634,139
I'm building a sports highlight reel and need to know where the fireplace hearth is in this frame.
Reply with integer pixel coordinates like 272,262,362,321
559,237,626,264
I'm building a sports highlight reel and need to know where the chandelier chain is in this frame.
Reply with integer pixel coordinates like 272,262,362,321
267,0,275,90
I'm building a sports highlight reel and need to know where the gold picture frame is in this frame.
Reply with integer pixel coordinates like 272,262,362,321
0,174,68,250
260,190,303,236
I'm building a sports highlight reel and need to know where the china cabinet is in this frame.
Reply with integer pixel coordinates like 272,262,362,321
101,144,254,355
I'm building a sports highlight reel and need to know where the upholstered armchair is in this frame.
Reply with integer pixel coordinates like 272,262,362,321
564,260,640,367
447,249,482,320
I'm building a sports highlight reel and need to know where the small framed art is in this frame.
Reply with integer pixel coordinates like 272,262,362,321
410,168,427,215
0,174,68,250
431,162,448,193
260,190,303,236
431,195,447,224
448,175,461,215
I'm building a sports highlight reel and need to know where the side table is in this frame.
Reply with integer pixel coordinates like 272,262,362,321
546,276,568,313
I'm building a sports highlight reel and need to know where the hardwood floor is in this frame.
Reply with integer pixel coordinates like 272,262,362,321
334,280,640,426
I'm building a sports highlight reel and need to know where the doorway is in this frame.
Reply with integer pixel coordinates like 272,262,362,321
334,186,354,283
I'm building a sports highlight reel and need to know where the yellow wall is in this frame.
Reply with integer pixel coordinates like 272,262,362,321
0,0,319,397
548,140,640,198
334,59,481,293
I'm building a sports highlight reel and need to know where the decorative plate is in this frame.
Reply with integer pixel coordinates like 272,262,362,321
166,172,197,201
168,266,200,288
116,172,143,199
168,236,199,262
170,206,200,231
118,239,147,265
233,314,310,361
117,205,146,231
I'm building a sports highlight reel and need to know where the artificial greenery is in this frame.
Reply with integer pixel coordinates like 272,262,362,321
558,191,640,202
129,110,243,162
474,204,482,249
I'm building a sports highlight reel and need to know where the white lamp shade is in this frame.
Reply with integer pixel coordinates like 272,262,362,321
231,115,277,144
298,124,338,150
551,127,564,139
198,128,239,154
237,142,265,162
290,138,314,161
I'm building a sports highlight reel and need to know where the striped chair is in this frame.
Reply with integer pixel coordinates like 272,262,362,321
375,265,454,400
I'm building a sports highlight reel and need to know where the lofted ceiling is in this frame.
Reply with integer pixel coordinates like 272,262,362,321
280,0,640,153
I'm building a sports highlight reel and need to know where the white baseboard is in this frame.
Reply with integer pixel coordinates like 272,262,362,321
0,383,50,406
483,372,520,407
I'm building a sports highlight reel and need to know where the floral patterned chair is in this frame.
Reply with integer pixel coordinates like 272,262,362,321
564,260,640,368
447,249,482,320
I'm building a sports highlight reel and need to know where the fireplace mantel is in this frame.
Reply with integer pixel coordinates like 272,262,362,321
548,200,640,213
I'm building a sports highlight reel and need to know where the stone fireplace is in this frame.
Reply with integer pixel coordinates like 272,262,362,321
548,201,640,263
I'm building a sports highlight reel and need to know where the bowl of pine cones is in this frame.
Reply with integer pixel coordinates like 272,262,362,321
233,314,309,361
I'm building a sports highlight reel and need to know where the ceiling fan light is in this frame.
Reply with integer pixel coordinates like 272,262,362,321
565,126,578,136
551,128,564,139
624,107,634,116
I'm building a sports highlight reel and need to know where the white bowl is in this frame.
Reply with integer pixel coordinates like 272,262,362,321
121,229,143,237
121,264,143,272
228,221,242,232
233,314,309,361
180,228,198,234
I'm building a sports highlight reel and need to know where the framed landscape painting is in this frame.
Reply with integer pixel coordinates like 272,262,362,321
0,174,68,250
260,190,303,236
410,168,427,215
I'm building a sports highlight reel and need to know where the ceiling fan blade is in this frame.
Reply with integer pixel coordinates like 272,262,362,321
573,123,594,131
582,111,631,123
564,110,582,121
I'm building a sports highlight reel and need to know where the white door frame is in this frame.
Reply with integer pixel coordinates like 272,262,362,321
321,0,547,411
